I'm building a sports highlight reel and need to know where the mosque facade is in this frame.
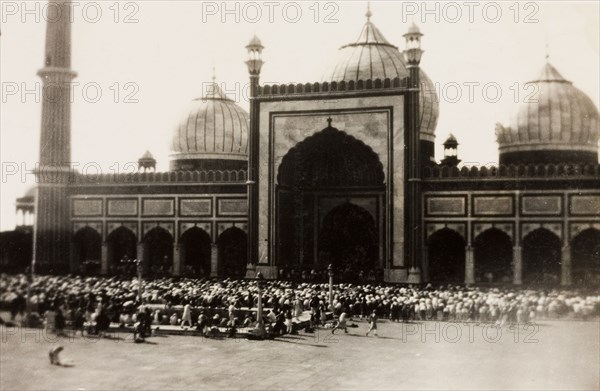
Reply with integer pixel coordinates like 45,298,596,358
5,1,599,285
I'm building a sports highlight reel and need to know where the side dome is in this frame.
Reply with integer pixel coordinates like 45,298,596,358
322,16,439,143
170,82,249,171
496,63,599,165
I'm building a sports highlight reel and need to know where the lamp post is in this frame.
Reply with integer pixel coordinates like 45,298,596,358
136,259,143,304
328,264,334,310
255,271,266,338
245,179,256,278
26,261,35,317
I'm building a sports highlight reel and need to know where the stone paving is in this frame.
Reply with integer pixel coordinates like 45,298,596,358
1,318,598,390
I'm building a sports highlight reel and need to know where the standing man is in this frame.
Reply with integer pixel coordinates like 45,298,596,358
181,303,192,328
366,310,379,337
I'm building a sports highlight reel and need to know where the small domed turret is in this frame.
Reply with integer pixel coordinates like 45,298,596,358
138,150,156,172
440,134,461,167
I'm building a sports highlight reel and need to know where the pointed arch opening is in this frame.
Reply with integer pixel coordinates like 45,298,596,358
275,126,386,278
73,227,102,275
107,227,137,273
522,228,561,285
143,227,173,275
217,227,247,278
427,228,466,283
180,227,211,276
318,202,378,280
571,228,600,286
473,228,513,283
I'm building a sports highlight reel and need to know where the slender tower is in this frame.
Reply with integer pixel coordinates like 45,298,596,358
244,35,264,273
403,23,424,283
34,0,76,272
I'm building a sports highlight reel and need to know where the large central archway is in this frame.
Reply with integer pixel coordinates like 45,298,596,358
276,125,385,279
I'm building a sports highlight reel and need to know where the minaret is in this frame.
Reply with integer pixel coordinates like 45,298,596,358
403,23,424,283
245,35,264,274
34,0,77,272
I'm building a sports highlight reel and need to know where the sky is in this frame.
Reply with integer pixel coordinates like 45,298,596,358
1,0,599,231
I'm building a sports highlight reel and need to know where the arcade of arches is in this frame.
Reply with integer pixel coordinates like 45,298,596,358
71,226,247,277
426,227,600,286
276,126,385,277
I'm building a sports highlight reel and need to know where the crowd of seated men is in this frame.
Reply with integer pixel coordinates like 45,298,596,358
1,273,598,336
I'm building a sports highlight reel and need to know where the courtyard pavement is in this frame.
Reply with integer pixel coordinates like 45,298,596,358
1,318,598,390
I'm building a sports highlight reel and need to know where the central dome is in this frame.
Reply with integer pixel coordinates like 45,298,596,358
322,18,439,142
170,82,249,171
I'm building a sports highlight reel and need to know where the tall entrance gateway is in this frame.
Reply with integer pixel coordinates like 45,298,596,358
244,20,433,282
276,126,385,274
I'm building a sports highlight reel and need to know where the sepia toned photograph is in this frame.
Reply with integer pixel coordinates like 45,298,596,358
0,1,599,390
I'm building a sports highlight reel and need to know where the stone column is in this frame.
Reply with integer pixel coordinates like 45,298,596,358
69,241,77,273
513,246,523,285
173,243,181,276
137,242,145,271
465,245,475,284
407,267,422,284
422,245,429,282
210,243,218,277
561,245,572,286
101,242,108,275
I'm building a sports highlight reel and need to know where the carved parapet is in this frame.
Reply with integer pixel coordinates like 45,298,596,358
423,163,600,179
257,77,408,96
71,169,248,185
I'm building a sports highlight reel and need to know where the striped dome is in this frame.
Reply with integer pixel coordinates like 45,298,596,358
322,18,439,142
170,83,249,165
496,63,599,163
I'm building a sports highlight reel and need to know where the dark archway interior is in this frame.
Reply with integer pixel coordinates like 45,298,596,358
428,228,466,283
318,202,378,275
144,227,173,275
0,230,33,273
571,228,600,286
522,228,561,285
73,227,102,274
180,227,211,276
218,227,247,278
276,125,385,276
278,126,385,188
107,227,137,272
474,228,513,283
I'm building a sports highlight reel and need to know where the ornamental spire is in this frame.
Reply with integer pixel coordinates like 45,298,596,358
366,1,372,21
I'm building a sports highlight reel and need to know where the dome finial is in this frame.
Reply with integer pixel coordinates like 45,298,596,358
366,1,372,21
545,38,550,63
212,63,216,83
